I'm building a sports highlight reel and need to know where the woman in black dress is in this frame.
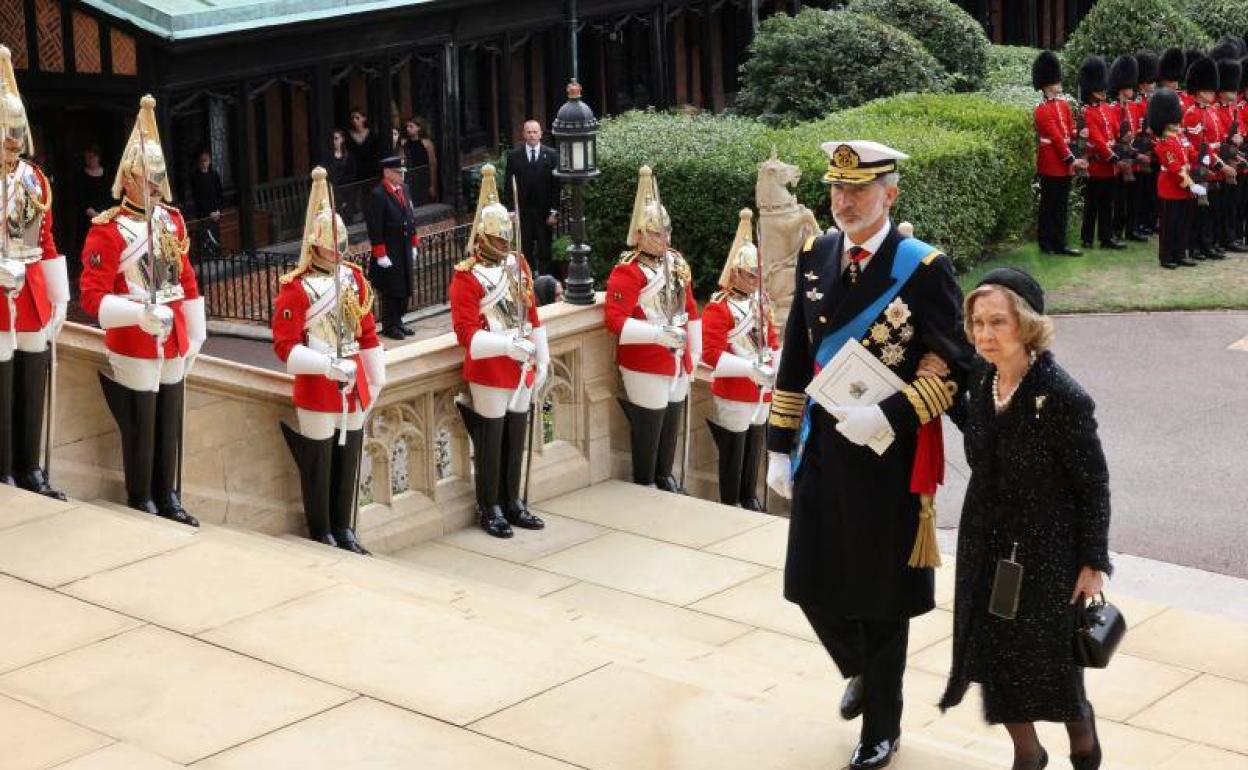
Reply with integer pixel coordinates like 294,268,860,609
327,129,357,188
346,108,380,182
940,268,1111,770
399,117,438,205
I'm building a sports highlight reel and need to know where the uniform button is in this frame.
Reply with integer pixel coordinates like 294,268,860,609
819,315,827,324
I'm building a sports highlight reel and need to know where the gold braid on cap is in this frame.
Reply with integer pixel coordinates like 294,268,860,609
113,95,173,202
718,208,758,290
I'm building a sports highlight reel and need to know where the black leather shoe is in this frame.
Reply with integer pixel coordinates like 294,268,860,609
1190,251,1207,261
127,496,162,516
478,504,514,539
1012,748,1049,770
503,503,545,530
1056,246,1083,256
1100,240,1127,250
850,737,899,769
18,469,66,500
840,675,864,720
1178,257,1199,267
654,474,687,494
1161,262,1178,270
381,328,405,341
155,491,200,528
399,324,415,336
332,527,371,555
312,532,339,547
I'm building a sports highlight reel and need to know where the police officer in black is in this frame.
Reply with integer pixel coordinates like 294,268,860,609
364,156,419,340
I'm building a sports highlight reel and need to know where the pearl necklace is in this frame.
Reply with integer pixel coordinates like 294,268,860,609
992,351,1037,413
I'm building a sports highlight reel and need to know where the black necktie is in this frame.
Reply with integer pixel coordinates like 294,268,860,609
844,246,869,286
529,148,536,164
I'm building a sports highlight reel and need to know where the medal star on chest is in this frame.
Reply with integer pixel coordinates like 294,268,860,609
884,297,911,328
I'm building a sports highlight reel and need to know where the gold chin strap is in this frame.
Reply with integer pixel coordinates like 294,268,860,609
477,234,509,262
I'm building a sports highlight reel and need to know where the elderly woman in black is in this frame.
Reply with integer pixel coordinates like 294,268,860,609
938,268,1111,770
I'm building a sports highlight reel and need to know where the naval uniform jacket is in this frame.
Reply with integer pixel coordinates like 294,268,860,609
449,251,541,390
0,160,57,332
364,179,420,298
766,225,974,619
701,290,779,403
604,249,700,376
272,263,379,413
79,203,200,359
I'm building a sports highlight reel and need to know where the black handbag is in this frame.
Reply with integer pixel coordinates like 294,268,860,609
1073,593,1127,668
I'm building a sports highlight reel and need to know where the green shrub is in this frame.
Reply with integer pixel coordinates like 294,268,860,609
1062,0,1210,83
985,44,1042,91
846,0,991,90
735,8,946,126
1173,0,1248,42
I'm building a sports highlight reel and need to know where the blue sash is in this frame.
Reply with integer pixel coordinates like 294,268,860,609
791,237,936,473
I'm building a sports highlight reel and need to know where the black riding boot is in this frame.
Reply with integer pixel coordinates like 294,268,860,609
0,359,14,486
500,410,544,529
739,423,767,512
618,398,665,486
654,399,686,494
152,381,198,526
457,401,512,539
99,373,160,516
280,423,337,546
329,428,370,554
12,350,64,499
707,420,746,506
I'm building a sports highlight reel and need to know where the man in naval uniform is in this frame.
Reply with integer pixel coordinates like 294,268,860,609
700,208,778,509
450,163,548,539
605,165,700,493
272,167,386,554
79,95,207,527
0,45,70,498
765,141,974,770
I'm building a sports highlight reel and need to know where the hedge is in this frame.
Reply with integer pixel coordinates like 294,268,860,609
584,95,1032,295
1172,0,1248,42
735,8,946,126
846,0,991,90
1062,0,1210,84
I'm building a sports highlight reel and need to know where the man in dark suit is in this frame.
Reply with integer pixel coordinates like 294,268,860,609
503,120,560,274
364,156,419,340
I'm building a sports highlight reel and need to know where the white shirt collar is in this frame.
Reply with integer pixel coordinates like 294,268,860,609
841,218,891,270
526,143,541,155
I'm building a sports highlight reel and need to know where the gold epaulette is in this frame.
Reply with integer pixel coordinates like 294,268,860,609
455,255,478,272
91,206,122,225
710,290,728,303
902,376,958,425
921,250,943,266
768,388,806,430
801,235,817,254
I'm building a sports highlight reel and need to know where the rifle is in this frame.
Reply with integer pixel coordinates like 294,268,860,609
1192,140,1213,206
1071,101,1090,179
1218,112,1242,186
1114,106,1136,183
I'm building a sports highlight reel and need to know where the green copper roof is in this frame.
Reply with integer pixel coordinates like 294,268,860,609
80,0,435,41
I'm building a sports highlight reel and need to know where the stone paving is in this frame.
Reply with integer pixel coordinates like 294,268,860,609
2,482,1246,769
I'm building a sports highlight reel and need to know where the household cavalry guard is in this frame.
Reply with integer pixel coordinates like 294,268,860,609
0,45,70,499
605,165,700,493
700,209,778,509
450,163,547,539
79,95,206,526
272,167,385,554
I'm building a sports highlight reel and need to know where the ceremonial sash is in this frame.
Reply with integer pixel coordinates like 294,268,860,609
791,237,936,473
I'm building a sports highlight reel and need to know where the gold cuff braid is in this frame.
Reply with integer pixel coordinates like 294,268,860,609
903,376,956,425
770,389,806,418
769,413,801,430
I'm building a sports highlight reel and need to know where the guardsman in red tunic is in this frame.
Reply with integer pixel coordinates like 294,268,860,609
1214,56,1246,252
450,164,547,539
0,46,70,499
1182,57,1231,261
1109,55,1149,243
79,95,206,526
1079,56,1127,250
1133,50,1160,237
700,209,778,509
605,165,701,493
1032,50,1086,255
272,167,385,553
1151,89,1200,269
1157,48,1187,104
1236,63,1248,247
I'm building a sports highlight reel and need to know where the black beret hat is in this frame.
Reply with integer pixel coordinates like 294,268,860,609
977,267,1045,315
379,155,403,170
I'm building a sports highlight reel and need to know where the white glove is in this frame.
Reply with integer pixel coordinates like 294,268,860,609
326,357,358,388
508,336,537,363
828,404,892,448
0,259,26,293
750,363,776,388
377,256,393,268
139,303,174,338
50,302,67,337
656,324,687,350
1190,183,1208,197
766,451,793,499
534,362,549,393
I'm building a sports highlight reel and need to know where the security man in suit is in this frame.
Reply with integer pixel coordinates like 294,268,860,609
364,156,420,340
503,120,561,275
764,141,974,770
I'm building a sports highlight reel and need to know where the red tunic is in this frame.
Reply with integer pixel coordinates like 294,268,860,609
1183,104,1225,182
1180,91,1196,112
271,265,379,413
79,205,200,359
701,294,779,403
1083,102,1120,179
0,162,55,333
1034,98,1076,178
449,253,542,389
1126,98,1148,172
1155,134,1194,200
605,253,700,377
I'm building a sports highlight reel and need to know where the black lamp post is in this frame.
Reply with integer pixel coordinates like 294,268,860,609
551,2,599,305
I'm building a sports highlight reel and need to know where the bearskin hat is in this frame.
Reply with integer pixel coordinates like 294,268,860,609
1136,50,1159,84
1146,88,1184,135
1031,50,1062,90
1217,58,1242,94
1210,39,1241,62
1109,55,1139,94
1158,48,1186,82
1078,56,1108,103
1186,56,1219,93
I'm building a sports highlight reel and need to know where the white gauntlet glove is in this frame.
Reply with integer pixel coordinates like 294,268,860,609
327,357,358,389
750,363,776,388
766,451,793,500
0,259,26,294
656,324,687,350
139,304,174,338
508,336,537,363
1190,183,1208,197
377,256,393,268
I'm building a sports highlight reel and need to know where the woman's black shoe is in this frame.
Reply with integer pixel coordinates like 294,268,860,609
1012,748,1049,770
1070,709,1102,770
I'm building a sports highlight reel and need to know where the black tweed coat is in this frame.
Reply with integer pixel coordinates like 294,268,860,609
940,351,1113,724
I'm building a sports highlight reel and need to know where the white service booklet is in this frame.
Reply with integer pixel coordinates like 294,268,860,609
804,338,906,455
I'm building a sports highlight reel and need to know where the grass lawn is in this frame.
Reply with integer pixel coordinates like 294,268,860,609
959,237,1248,314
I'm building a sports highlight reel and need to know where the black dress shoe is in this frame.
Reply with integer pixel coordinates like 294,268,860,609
1056,246,1083,256
1100,240,1127,250
399,324,416,336
1070,706,1102,770
1012,748,1049,770
654,474,687,494
18,468,66,500
381,328,406,341
332,527,371,555
503,500,546,530
1160,262,1178,270
312,532,339,547
1190,251,1207,261
850,737,899,770
478,504,514,539
840,675,865,720
1178,257,1198,267
155,491,199,527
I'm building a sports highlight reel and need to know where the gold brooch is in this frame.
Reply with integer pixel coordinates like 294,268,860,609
833,144,859,169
